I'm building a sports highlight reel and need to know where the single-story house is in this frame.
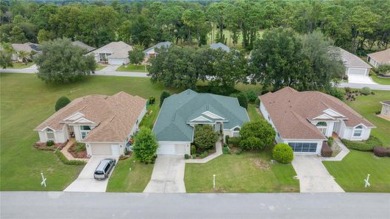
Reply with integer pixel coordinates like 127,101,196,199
259,87,375,155
71,40,96,53
153,89,249,155
210,42,230,52
10,42,40,62
143,41,171,59
35,92,147,157
88,41,132,65
339,47,372,77
367,48,390,68
380,101,390,118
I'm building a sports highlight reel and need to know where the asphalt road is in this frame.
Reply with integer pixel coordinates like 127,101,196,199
1,192,390,219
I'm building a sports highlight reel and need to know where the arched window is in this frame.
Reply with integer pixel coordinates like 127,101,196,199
46,128,55,141
232,127,240,137
316,122,327,135
353,125,363,137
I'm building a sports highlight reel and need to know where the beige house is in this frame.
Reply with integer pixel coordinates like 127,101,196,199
380,101,390,118
35,92,147,157
88,41,133,65
11,43,40,62
367,48,390,68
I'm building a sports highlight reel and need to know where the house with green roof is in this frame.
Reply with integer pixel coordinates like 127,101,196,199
153,89,249,155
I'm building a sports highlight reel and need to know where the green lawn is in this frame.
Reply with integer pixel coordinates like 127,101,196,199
247,104,263,122
95,64,105,71
185,152,299,193
0,73,172,191
106,156,154,192
116,64,148,72
345,90,390,146
324,151,390,192
371,74,390,85
9,62,34,69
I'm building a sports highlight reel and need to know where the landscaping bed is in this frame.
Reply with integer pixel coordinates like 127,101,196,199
34,141,66,151
67,142,87,159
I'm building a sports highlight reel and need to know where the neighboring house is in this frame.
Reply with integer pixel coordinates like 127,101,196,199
143,41,171,59
210,42,230,52
259,87,375,155
153,89,249,155
11,42,40,62
339,47,372,77
88,41,133,65
367,48,390,68
380,101,390,118
71,41,96,53
35,92,147,157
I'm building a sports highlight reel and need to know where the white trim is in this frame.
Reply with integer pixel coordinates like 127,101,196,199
190,116,213,123
73,117,95,124
63,112,84,122
323,108,346,118
202,111,225,120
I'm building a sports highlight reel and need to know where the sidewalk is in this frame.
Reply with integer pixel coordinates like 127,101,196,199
185,140,223,164
60,139,89,162
321,138,350,162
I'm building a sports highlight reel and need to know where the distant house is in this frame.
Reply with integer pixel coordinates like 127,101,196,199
210,42,230,52
339,47,372,77
143,42,171,59
153,89,249,155
10,42,40,62
35,92,147,157
259,87,375,155
71,41,96,53
88,41,132,65
367,48,390,68
380,101,390,118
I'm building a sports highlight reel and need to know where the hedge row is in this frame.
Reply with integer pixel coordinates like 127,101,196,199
373,147,390,157
55,150,86,165
341,136,382,151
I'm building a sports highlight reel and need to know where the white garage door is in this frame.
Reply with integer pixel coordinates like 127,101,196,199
91,144,111,155
108,58,128,65
175,144,186,155
157,143,176,155
348,68,367,76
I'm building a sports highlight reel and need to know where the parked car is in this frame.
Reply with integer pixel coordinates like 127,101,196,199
94,158,116,180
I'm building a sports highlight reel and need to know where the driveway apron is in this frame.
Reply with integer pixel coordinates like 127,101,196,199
292,155,344,193
64,156,118,192
144,155,186,193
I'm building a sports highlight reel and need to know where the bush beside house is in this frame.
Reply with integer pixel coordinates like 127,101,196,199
193,125,218,153
272,143,294,164
132,127,158,164
239,121,275,151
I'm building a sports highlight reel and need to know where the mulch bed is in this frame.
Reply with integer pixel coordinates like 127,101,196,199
67,142,88,159
34,142,66,151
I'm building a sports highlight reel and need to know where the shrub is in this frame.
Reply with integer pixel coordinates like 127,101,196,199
360,87,371,96
75,142,86,152
46,140,54,146
239,121,276,150
55,96,71,111
148,96,155,105
160,91,170,107
328,88,344,100
191,145,196,155
377,64,390,76
132,127,159,163
194,125,218,151
228,137,241,147
55,151,86,165
341,136,383,151
321,142,333,157
237,93,248,109
184,154,191,159
225,135,229,144
222,145,231,154
245,90,258,103
373,147,390,157
199,151,209,158
239,136,262,150
327,137,334,147
272,143,294,164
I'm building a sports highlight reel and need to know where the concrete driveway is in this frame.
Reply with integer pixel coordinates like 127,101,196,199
144,155,186,193
292,156,344,193
64,156,118,192
348,74,377,84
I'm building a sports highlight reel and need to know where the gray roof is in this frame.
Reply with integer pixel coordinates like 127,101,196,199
339,47,371,69
210,43,230,52
11,43,40,53
89,41,133,59
143,42,172,54
153,89,249,142
72,41,95,53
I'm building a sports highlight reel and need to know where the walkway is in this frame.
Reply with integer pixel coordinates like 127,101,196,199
347,74,377,84
321,138,350,161
60,139,89,162
143,155,186,193
185,140,223,164
292,155,345,193
338,82,390,90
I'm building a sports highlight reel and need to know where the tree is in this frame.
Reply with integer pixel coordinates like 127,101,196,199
17,50,29,64
0,43,13,69
194,125,218,152
128,44,144,65
159,91,170,107
239,121,275,151
231,92,248,109
9,25,27,43
132,127,158,163
35,38,96,84
55,96,71,111
272,143,294,164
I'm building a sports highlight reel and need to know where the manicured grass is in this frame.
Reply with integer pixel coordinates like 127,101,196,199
95,64,105,71
323,151,390,192
247,104,263,122
185,151,299,193
106,156,154,192
371,74,390,85
345,90,390,146
140,103,160,129
9,62,34,69
116,64,148,72
0,73,172,191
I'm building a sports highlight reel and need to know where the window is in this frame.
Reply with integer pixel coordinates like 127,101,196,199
80,126,91,139
232,127,240,137
353,125,363,137
316,122,327,135
288,142,317,152
46,128,54,141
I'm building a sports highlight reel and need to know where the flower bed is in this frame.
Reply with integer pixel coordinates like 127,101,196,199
68,142,88,159
34,141,66,151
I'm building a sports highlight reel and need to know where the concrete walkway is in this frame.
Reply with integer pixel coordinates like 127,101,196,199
321,138,350,162
60,139,89,162
186,140,223,164
292,155,344,193
347,74,377,84
144,155,186,193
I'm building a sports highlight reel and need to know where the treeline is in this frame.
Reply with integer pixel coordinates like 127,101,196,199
1,0,389,54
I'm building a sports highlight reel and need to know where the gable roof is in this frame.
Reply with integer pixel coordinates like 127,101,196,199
89,41,133,59
259,87,374,140
35,92,146,142
11,43,40,53
144,42,171,54
71,41,96,53
339,47,371,69
153,89,249,142
367,48,390,65
210,42,230,52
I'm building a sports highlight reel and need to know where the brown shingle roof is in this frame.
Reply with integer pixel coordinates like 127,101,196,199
367,48,390,65
35,92,146,142
339,47,371,69
259,87,374,140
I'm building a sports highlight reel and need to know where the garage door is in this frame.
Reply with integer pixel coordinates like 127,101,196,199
348,68,367,76
288,142,318,153
108,58,128,65
91,144,111,155
157,143,175,155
